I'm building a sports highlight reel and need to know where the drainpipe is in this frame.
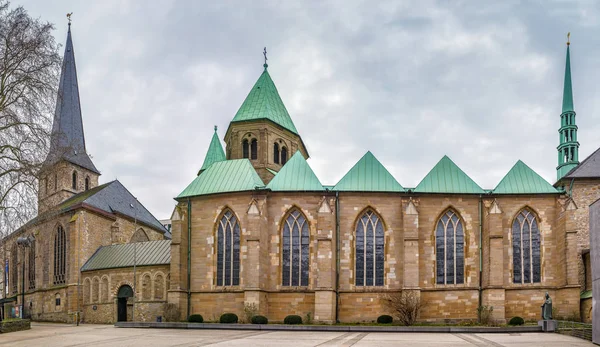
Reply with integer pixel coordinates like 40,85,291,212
335,191,340,323
478,195,483,322
187,199,192,320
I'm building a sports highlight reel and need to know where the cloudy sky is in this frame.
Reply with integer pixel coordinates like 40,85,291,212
17,0,600,219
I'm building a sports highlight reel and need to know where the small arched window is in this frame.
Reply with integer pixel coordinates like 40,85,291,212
242,139,249,159
101,277,109,302
154,274,164,300
92,277,99,303
274,143,280,164
512,209,541,284
216,209,240,286
250,139,258,160
54,225,66,285
355,209,384,286
142,274,152,300
83,279,90,304
85,177,90,191
282,209,309,286
281,147,288,165
435,209,464,285
44,178,48,195
72,171,77,190
131,229,149,243
54,174,57,191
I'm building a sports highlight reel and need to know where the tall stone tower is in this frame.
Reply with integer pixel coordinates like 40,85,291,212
556,35,580,180
38,23,100,213
224,60,308,184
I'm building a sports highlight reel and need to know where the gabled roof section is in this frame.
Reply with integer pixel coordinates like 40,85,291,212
178,159,264,198
564,147,600,179
198,126,226,175
43,24,99,174
414,155,484,194
333,151,404,192
230,66,298,134
81,240,171,271
267,151,324,191
494,160,559,194
59,180,168,232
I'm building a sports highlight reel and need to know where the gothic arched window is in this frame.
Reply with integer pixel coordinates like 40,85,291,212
355,209,384,286
282,209,309,286
10,244,17,293
216,209,240,286
274,143,280,164
435,209,464,285
28,239,36,290
250,139,258,160
72,171,77,190
512,209,541,284
54,225,66,285
242,139,249,159
281,147,288,165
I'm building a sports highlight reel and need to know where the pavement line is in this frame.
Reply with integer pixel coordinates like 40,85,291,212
345,332,367,347
314,332,355,346
470,334,507,347
454,334,491,347
172,330,269,347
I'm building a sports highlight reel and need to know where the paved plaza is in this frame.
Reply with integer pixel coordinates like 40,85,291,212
0,323,594,346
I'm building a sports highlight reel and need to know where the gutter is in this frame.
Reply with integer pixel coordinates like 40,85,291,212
335,191,340,323
478,195,483,322
187,199,192,320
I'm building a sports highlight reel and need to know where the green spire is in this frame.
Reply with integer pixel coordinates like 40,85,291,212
266,151,323,191
333,151,404,192
230,67,299,134
562,43,574,113
198,126,226,175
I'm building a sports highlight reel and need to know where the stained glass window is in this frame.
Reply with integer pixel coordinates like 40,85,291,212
216,210,240,286
512,209,541,284
54,225,66,285
435,210,464,285
282,209,309,286
355,209,384,286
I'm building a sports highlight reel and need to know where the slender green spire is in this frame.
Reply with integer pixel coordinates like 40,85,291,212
562,38,574,113
198,126,226,175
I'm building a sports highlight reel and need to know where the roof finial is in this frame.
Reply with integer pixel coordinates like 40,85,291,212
567,32,570,46
214,125,217,132
67,12,73,26
263,47,268,70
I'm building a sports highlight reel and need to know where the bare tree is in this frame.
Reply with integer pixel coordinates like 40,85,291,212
0,1,61,236
381,290,425,326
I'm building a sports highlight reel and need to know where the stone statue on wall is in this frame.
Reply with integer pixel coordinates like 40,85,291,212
541,292,553,320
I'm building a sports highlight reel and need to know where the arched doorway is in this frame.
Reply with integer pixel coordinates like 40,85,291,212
117,285,133,322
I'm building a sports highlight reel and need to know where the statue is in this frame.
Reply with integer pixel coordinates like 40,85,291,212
541,292,553,320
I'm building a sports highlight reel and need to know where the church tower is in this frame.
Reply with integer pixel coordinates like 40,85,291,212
556,34,580,180
38,23,100,213
224,55,308,183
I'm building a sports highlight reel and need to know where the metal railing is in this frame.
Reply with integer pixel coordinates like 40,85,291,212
556,320,592,341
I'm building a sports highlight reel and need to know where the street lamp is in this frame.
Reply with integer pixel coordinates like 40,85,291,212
16,235,34,319
129,201,137,321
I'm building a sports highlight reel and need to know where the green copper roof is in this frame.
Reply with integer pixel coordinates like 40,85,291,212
178,159,264,198
562,45,574,113
333,151,404,192
231,67,298,134
581,290,592,299
81,240,171,271
414,156,484,194
267,151,324,191
198,126,226,175
494,160,559,194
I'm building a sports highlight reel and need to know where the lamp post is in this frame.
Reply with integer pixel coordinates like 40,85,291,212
129,200,137,321
16,235,33,319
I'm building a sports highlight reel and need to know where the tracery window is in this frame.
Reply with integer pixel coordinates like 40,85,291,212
435,209,464,285
281,147,288,165
250,139,258,160
28,239,36,290
10,244,17,293
274,143,280,164
54,225,66,285
512,209,541,284
282,209,309,286
355,209,384,286
216,210,240,286
242,139,249,159
72,171,77,190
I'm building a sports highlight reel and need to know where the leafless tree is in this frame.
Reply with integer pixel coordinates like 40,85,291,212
0,1,61,237
381,290,425,326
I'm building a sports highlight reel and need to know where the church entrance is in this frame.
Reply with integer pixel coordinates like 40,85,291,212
117,285,133,322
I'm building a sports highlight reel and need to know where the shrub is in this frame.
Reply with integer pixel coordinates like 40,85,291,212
243,303,259,323
220,313,239,324
163,303,181,322
283,315,303,324
251,315,268,324
508,316,524,326
477,305,494,326
377,315,393,324
188,314,203,323
381,290,424,326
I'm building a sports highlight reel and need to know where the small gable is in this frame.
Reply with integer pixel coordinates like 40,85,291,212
414,156,484,194
267,151,323,191
333,151,404,192
198,126,226,175
493,160,559,194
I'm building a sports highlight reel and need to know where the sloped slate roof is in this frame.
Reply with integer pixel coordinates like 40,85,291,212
414,156,484,194
59,180,167,232
564,147,600,179
198,127,226,175
178,159,264,198
494,160,560,194
334,151,404,192
81,239,171,271
267,151,324,191
230,68,298,134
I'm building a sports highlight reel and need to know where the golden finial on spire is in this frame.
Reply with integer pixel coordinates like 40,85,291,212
567,32,570,46
67,12,73,24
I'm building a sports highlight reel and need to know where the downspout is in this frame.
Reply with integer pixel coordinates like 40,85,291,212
478,195,483,322
187,199,191,320
335,191,340,323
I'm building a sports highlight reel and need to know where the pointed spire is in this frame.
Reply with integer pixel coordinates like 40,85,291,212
44,22,99,173
198,126,226,175
562,34,574,113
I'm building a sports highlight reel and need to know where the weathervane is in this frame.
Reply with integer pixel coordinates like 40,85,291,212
67,12,73,25
567,32,570,46
263,47,268,69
